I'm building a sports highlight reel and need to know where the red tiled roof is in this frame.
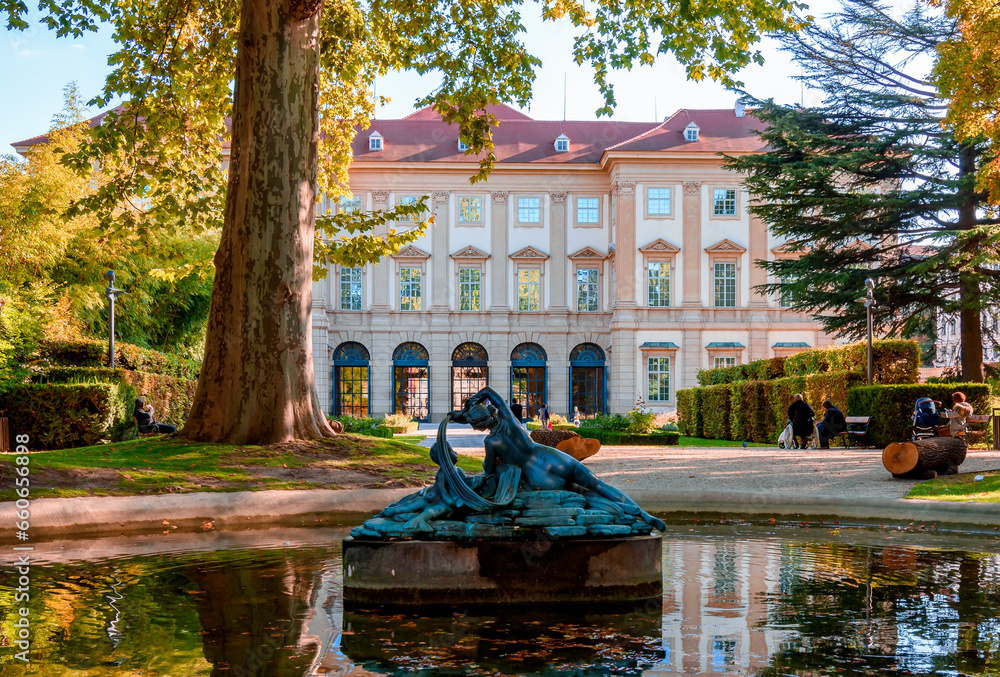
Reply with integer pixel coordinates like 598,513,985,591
11,106,124,151
14,103,765,162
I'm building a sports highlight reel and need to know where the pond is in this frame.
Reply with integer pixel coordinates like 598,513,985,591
1,520,999,676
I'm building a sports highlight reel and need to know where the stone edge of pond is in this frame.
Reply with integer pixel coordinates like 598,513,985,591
1,487,998,544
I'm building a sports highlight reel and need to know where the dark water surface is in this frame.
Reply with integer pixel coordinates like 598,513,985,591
1,521,999,676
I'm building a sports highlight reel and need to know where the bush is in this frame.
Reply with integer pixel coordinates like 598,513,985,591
700,384,732,440
330,415,384,434
626,409,657,434
729,381,777,443
526,422,578,431
697,356,787,386
675,389,703,437
783,340,918,384
578,413,630,432
39,339,201,380
0,381,135,450
33,366,197,428
579,429,680,446
847,383,992,448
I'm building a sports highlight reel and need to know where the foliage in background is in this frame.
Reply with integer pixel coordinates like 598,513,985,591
728,0,998,381
38,339,201,380
0,381,135,449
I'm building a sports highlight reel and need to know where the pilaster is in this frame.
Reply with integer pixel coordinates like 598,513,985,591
748,211,768,307
370,190,392,319
371,333,393,417
682,182,702,308
490,191,510,329
681,327,704,392
612,181,637,307
311,279,330,414
548,192,569,311
431,191,450,310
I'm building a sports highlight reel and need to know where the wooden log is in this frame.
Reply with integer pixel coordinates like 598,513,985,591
882,437,968,480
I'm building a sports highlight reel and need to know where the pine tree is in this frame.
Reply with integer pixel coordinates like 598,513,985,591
728,0,1000,381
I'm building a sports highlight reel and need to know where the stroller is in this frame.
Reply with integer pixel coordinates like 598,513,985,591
778,420,816,449
912,397,941,441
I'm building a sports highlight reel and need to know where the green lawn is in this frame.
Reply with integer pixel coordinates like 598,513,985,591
677,436,772,448
0,434,479,500
905,470,1000,502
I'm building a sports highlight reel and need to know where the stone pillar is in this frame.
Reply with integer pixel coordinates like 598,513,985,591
681,328,703,392
490,191,510,329
681,182,702,308
370,190,392,315
429,191,453,421
311,279,330,414
748,212,768,307
613,182,637,305
609,182,638,413
431,191,450,310
370,333,393,417
549,192,569,311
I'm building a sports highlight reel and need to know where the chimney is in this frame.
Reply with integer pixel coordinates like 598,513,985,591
735,100,746,117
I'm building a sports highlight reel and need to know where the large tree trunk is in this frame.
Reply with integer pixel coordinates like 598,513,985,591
957,144,985,383
882,437,967,480
181,0,334,443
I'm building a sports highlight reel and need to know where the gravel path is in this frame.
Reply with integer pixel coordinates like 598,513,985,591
417,423,1000,502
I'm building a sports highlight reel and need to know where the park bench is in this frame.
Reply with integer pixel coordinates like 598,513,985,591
134,415,159,437
965,414,992,449
836,416,872,448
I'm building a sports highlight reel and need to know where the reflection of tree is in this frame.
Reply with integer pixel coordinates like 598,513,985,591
757,543,1000,677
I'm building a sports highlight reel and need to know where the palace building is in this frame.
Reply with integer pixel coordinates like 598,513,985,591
309,103,831,421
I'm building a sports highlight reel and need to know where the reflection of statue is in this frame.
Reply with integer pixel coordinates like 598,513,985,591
354,386,664,539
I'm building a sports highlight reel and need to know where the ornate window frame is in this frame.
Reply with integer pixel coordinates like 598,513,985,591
335,263,365,312
568,246,607,313
706,239,747,308
639,238,680,308
391,244,431,311
510,245,549,312
450,245,490,312
640,342,678,403
706,342,745,366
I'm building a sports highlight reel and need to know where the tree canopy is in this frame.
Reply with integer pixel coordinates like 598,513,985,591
727,0,999,380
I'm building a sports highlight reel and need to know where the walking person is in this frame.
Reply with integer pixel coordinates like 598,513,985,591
816,400,846,449
538,402,551,430
787,393,815,450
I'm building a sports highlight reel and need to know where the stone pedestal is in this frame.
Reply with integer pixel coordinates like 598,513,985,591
343,534,662,606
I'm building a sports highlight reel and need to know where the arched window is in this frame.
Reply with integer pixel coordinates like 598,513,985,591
332,342,370,418
393,342,430,421
451,343,489,410
569,343,606,417
510,343,547,420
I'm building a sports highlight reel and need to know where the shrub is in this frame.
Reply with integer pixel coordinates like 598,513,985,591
700,384,732,440
527,422,578,431
330,415,384,434
697,356,786,386
847,383,992,448
578,413,630,432
783,340,918,384
579,429,680,446
383,413,413,427
675,389,703,437
32,366,197,428
39,339,201,380
0,381,135,450
626,409,657,434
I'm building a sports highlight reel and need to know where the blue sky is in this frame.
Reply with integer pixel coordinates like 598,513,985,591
1,0,913,150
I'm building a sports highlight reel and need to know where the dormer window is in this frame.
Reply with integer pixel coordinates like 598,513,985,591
369,131,383,151
458,139,469,152
554,134,569,153
684,122,699,142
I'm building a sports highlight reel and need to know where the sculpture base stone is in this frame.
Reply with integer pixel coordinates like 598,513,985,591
343,534,662,606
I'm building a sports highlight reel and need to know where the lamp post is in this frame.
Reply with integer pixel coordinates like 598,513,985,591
856,278,876,385
105,271,127,368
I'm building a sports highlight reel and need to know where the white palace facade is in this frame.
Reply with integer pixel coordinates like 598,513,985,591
310,104,832,421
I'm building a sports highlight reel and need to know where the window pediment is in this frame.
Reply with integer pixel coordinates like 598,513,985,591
568,246,608,260
639,238,681,254
450,245,490,262
510,245,550,261
391,244,431,261
704,238,747,254
771,241,809,257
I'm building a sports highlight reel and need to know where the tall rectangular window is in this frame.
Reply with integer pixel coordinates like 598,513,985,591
714,356,736,369
340,266,362,311
576,197,599,224
647,262,670,307
518,268,540,312
576,268,599,312
397,195,418,222
714,262,736,307
459,196,482,223
647,357,670,401
340,196,362,214
713,188,737,215
517,196,540,224
647,188,672,215
458,268,481,311
779,276,795,308
399,267,422,311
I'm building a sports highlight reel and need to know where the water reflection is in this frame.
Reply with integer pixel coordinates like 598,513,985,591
1,524,999,676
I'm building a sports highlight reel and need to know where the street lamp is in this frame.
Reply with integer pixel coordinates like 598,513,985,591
105,271,127,368
856,278,876,385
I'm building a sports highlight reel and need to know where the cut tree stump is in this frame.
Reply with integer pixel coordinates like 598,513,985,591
529,429,602,462
882,437,968,480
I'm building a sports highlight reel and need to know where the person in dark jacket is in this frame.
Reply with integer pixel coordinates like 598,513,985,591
134,397,177,435
509,399,524,425
816,400,846,449
787,394,815,449
538,403,550,429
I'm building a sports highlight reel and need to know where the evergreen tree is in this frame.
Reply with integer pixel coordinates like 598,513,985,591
728,0,1000,381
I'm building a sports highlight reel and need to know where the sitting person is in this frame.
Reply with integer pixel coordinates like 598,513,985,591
134,397,177,435
816,400,846,449
943,391,974,437
787,393,815,449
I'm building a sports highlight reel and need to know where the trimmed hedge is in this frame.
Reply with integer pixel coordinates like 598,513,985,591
33,367,197,428
698,356,786,386
700,385,731,440
0,382,135,450
526,422,579,431
783,340,918,384
847,383,992,448
387,422,420,434
580,429,680,446
39,339,201,380
675,388,703,437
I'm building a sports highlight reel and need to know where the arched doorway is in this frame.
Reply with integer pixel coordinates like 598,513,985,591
510,343,547,420
332,342,370,418
393,342,430,421
452,343,489,410
569,343,607,417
